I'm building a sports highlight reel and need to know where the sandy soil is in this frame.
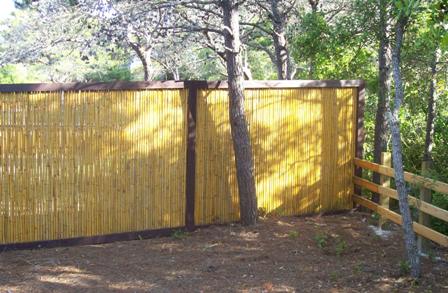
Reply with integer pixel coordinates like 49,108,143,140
0,212,447,292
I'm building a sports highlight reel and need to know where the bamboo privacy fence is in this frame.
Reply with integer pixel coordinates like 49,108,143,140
0,80,364,247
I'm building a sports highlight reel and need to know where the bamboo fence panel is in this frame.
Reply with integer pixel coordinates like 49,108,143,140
194,88,357,225
0,89,187,244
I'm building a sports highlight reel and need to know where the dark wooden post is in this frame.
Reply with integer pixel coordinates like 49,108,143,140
185,81,199,231
354,81,366,197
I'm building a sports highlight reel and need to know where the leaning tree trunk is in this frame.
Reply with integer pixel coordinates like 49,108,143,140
388,16,420,278
423,49,439,163
221,0,258,225
372,0,392,203
130,42,150,81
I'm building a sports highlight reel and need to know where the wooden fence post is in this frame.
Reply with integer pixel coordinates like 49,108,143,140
379,152,391,228
354,81,365,197
418,160,432,253
185,82,199,231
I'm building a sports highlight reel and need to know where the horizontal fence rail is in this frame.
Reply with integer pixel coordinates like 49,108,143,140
0,80,364,248
0,80,365,93
353,158,448,247
354,158,448,194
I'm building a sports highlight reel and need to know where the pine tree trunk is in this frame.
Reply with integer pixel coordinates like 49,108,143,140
372,0,391,202
221,0,258,225
270,0,291,80
388,16,420,278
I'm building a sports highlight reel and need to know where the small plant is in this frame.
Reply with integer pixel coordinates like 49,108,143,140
314,233,328,248
353,263,362,275
258,207,267,218
288,231,299,239
427,249,436,262
335,239,347,256
368,212,380,225
371,212,380,220
329,271,338,282
171,229,188,239
399,260,410,275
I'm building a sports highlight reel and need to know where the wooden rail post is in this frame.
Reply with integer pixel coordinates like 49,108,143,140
379,152,391,228
418,160,432,253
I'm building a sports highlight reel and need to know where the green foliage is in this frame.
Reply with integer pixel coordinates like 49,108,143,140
335,239,347,256
314,233,328,249
432,193,448,235
399,260,411,275
171,230,188,240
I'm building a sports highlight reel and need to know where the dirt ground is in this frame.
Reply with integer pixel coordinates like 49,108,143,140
0,212,447,293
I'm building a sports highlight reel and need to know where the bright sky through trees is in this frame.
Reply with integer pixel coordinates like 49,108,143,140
0,0,15,20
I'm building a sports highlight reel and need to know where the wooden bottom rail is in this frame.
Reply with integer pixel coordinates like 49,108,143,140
353,194,448,247
354,176,448,223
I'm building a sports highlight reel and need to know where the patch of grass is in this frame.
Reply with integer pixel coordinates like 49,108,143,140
335,239,347,256
329,271,339,282
288,231,299,239
399,260,410,275
314,233,328,249
171,229,188,240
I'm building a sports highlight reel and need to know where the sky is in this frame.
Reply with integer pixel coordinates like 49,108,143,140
0,0,16,20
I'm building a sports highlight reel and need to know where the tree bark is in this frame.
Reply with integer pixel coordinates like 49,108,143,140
423,50,439,163
221,0,258,225
129,42,150,81
270,0,293,80
388,16,420,278
372,0,392,203
308,0,319,78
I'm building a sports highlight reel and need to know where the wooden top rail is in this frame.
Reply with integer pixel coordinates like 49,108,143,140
0,80,365,93
353,194,448,247
354,176,448,223
354,158,448,194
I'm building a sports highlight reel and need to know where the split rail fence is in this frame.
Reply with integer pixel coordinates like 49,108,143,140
0,80,364,248
353,157,448,247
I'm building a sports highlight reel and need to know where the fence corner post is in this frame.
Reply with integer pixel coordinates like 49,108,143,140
354,81,366,198
378,151,391,228
418,160,433,253
185,81,199,232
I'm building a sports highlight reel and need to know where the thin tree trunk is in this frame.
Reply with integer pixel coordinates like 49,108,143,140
221,0,258,225
388,16,420,278
423,50,439,163
130,42,149,81
242,49,253,80
308,0,319,78
372,0,392,202
270,0,293,80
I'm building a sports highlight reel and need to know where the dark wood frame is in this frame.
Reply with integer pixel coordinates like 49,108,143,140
0,80,364,92
0,79,365,250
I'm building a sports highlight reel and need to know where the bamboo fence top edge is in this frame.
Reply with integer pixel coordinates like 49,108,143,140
0,80,365,93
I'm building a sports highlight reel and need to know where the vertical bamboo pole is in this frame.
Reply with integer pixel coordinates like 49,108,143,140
418,160,432,253
379,151,391,228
